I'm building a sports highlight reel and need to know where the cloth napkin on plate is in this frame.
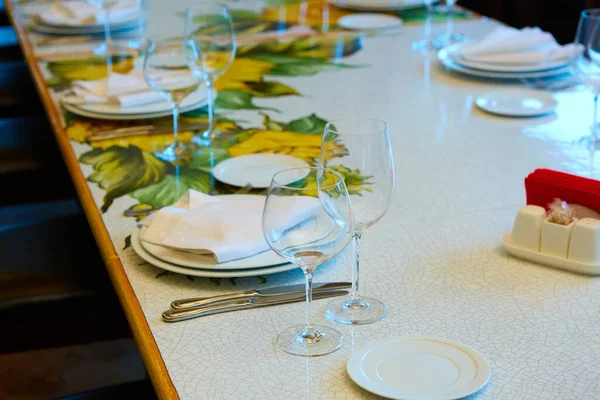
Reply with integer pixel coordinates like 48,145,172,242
63,70,163,108
459,26,578,65
525,169,600,218
139,190,321,264
42,0,140,26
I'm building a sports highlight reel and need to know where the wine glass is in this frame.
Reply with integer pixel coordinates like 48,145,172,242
319,118,395,325
435,0,468,47
262,167,353,357
143,39,205,162
573,9,600,146
184,2,236,144
86,0,118,55
412,0,440,51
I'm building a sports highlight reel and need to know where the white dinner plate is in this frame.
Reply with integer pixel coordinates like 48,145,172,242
212,154,309,188
138,225,288,270
438,47,572,79
63,90,208,120
445,43,569,73
132,229,296,278
475,90,558,117
347,337,491,400
338,14,402,30
330,0,426,11
30,20,139,35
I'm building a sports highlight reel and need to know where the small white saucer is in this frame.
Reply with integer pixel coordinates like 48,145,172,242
338,13,402,31
475,90,558,117
347,337,491,400
212,154,309,188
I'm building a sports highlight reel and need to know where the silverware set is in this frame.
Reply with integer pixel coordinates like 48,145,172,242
163,282,351,322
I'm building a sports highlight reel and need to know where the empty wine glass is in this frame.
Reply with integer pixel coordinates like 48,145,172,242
435,0,468,46
573,9,600,146
412,0,440,51
86,0,118,54
319,118,395,325
262,167,353,357
144,39,205,161
184,2,236,143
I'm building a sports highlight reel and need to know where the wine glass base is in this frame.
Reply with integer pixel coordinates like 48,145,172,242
324,295,388,326
154,143,186,162
411,38,443,52
436,32,469,47
191,128,224,146
276,324,344,357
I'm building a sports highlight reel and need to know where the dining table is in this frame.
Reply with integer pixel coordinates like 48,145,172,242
6,0,600,399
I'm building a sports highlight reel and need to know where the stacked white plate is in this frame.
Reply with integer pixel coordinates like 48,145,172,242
63,89,209,120
329,0,427,11
438,43,572,80
131,195,294,278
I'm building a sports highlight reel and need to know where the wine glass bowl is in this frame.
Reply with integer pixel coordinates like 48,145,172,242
319,118,395,325
262,167,353,357
143,39,205,161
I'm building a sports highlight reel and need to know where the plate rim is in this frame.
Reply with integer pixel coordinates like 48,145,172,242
475,90,558,117
212,153,310,188
330,0,426,11
132,228,297,277
347,336,491,400
337,13,403,30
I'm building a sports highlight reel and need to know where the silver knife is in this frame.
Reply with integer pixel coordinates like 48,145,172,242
170,282,351,309
163,289,349,323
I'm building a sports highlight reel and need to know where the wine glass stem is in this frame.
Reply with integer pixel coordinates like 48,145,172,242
351,233,362,300
446,9,454,37
172,100,180,149
104,6,112,52
593,92,599,143
425,3,432,40
302,270,316,339
203,78,215,140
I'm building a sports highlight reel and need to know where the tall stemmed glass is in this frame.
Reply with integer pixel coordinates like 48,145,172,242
184,2,236,143
411,0,438,51
320,118,395,325
87,0,118,54
435,0,468,46
144,39,205,162
573,9,600,146
263,168,353,357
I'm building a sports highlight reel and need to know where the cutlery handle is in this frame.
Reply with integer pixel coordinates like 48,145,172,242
171,292,255,309
163,301,254,322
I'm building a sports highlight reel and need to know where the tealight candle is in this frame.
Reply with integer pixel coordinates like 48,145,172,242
511,205,546,252
568,218,600,264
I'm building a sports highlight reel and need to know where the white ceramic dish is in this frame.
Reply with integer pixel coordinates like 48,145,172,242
438,48,572,79
212,154,309,188
63,91,208,120
445,43,569,73
347,337,491,400
30,20,138,35
501,232,600,275
338,14,402,31
132,228,296,278
475,90,558,117
330,0,426,11
138,225,287,270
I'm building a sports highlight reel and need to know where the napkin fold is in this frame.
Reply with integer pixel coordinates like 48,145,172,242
459,26,577,65
139,190,321,263
525,169,600,216
42,0,140,26
63,70,163,108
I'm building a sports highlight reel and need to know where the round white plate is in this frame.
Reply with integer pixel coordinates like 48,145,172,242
475,90,558,117
30,20,138,35
438,47,572,79
347,337,491,400
132,228,296,278
212,154,309,188
63,90,208,120
139,225,287,270
331,0,426,11
446,43,569,73
338,14,402,30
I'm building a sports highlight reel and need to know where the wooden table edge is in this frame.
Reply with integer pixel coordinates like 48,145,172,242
5,3,179,399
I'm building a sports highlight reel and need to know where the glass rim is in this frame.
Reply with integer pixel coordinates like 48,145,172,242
581,8,600,18
271,167,345,191
324,117,388,136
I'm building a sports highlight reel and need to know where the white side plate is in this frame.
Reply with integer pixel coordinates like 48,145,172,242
475,90,557,117
338,14,402,31
347,337,490,400
331,0,426,11
212,154,309,188
132,228,296,278
501,232,600,275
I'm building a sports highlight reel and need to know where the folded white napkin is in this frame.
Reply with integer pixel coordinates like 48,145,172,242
139,190,321,264
63,70,163,108
42,0,140,26
459,26,578,65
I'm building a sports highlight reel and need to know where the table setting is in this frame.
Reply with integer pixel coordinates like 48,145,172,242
8,0,600,398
